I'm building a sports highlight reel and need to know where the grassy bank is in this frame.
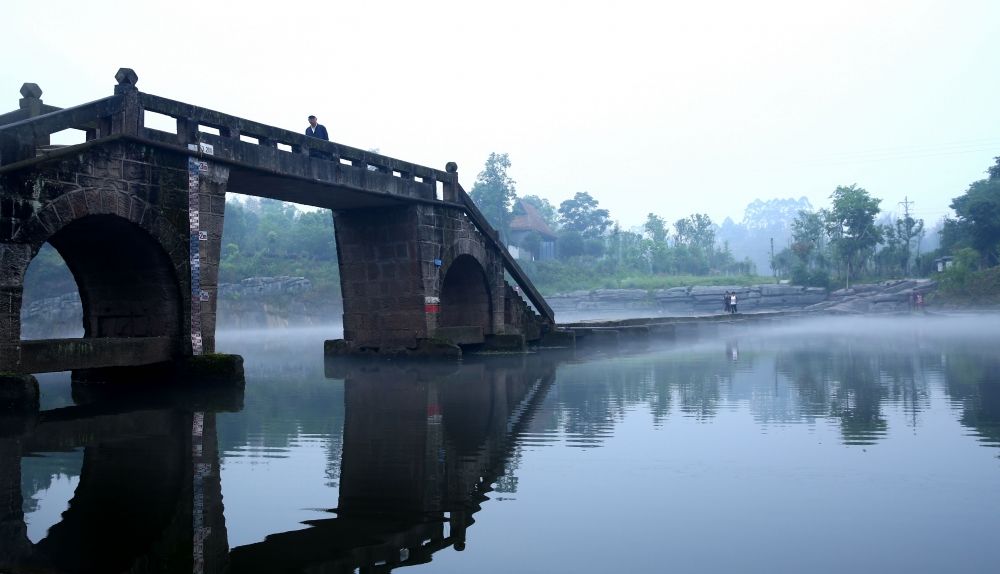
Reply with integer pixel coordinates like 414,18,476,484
519,260,774,294
932,266,1000,307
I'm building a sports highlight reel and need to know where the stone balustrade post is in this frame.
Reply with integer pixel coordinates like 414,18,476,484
17,83,47,146
443,162,459,202
112,68,141,137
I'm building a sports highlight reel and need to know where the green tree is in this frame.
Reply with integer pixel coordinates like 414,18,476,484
217,197,340,294
643,214,671,273
557,230,585,258
825,185,882,287
644,213,669,244
874,219,902,277
989,155,1000,180
896,214,924,275
469,152,517,239
558,192,611,238
673,214,715,252
785,209,831,287
948,158,1000,266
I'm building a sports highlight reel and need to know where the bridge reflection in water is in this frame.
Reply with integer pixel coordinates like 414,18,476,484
0,356,557,573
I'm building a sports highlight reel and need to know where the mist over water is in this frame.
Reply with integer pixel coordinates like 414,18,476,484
10,313,1000,573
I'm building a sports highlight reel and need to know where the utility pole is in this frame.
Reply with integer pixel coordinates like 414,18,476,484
770,237,776,282
899,196,915,275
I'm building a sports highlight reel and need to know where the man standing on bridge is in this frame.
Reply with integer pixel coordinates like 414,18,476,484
305,115,329,140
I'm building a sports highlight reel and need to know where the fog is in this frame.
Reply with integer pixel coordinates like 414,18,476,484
736,312,1000,346
5,1,999,227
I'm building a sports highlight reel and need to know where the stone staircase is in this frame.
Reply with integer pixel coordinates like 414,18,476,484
503,282,547,342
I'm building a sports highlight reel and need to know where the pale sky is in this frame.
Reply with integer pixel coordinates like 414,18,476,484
3,0,998,229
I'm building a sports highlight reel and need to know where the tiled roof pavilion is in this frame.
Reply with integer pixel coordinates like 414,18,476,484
510,200,557,239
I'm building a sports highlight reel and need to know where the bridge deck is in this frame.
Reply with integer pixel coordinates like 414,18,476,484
0,85,554,323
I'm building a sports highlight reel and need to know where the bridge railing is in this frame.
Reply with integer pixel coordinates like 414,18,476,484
140,93,449,184
135,91,554,321
0,95,122,166
137,91,451,203
0,69,555,324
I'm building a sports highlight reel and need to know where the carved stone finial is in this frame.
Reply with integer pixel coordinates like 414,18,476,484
445,162,458,174
20,83,42,99
115,68,139,86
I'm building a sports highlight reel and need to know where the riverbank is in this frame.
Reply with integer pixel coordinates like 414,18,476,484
20,277,940,339
550,278,938,321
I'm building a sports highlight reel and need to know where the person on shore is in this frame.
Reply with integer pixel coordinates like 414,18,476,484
730,292,738,314
305,115,329,140
723,291,731,314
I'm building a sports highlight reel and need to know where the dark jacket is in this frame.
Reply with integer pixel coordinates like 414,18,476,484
305,124,329,141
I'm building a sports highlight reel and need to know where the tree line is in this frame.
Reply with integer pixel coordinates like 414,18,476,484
469,152,753,292
469,152,1000,294
19,154,1000,303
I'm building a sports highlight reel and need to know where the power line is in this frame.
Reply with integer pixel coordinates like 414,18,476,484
792,137,1000,167
899,196,914,220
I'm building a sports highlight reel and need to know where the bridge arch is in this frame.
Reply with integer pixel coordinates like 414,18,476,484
438,254,493,333
14,190,187,341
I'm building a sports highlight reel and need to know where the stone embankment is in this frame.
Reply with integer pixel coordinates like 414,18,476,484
548,279,937,317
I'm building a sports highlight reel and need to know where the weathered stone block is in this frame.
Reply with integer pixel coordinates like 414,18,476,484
482,333,526,353
377,311,424,331
0,286,22,315
210,195,226,215
123,160,150,182
83,188,102,213
78,176,125,194
99,188,119,214
36,208,61,235
114,193,131,218
52,195,74,222
0,245,30,287
128,195,145,223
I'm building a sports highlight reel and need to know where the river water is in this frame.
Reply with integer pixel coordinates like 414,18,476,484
6,314,1000,573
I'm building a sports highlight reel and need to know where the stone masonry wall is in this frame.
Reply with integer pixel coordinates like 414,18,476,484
333,202,520,350
334,206,425,349
0,141,225,368
416,203,507,338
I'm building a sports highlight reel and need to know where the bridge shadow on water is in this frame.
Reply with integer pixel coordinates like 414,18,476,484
5,316,1000,573
0,353,563,573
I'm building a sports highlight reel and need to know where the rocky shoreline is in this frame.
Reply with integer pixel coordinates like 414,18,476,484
216,276,342,329
20,276,344,338
548,279,937,319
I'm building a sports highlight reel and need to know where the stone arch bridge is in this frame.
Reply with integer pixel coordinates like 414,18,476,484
0,69,553,373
